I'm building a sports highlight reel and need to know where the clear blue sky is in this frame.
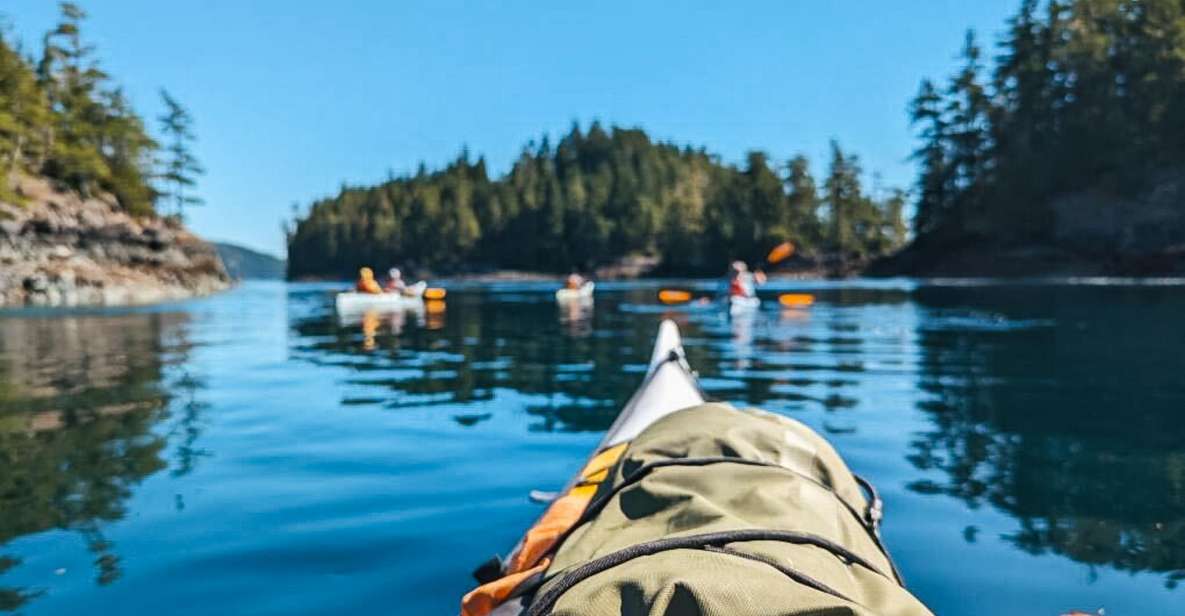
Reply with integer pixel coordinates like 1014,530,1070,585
6,1,1018,257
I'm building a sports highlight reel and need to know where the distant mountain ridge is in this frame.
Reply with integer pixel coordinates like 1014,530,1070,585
214,242,286,280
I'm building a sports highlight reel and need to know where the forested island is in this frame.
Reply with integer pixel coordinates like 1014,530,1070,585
289,0,1185,279
287,127,906,278
0,4,227,306
874,0,1185,276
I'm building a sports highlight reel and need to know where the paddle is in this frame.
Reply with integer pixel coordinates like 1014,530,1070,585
423,287,447,300
766,241,795,264
765,242,819,308
657,289,693,304
657,241,814,308
778,293,815,308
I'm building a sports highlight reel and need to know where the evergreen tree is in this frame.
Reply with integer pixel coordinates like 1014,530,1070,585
784,155,821,250
38,2,110,194
946,31,992,193
156,89,202,220
0,32,50,201
909,79,951,235
0,3,164,215
741,151,786,263
102,87,156,216
824,140,862,257
880,188,909,250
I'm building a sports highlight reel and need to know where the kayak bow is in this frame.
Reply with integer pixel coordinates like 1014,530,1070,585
462,320,929,616
462,320,702,616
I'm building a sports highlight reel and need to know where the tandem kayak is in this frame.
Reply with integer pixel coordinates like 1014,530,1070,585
334,281,427,312
462,319,931,616
554,281,595,303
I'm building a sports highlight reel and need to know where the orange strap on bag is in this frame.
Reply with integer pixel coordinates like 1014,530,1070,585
460,558,550,616
460,443,627,616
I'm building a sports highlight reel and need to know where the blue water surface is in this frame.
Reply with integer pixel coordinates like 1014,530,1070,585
1,279,1183,615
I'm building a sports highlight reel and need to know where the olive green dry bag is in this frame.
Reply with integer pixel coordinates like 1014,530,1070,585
506,403,935,616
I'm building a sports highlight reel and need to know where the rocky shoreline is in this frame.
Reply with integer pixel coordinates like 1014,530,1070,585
0,175,230,307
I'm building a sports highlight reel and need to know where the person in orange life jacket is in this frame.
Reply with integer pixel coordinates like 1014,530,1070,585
355,267,382,294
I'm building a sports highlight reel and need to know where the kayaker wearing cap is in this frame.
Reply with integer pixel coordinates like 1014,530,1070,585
727,260,766,298
384,267,407,294
355,267,382,294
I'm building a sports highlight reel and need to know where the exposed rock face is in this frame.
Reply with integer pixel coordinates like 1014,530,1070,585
0,175,230,307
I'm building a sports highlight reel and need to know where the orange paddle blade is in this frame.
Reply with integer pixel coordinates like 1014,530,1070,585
767,241,795,264
778,293,815,308
423,287,447,300
425,299,447,313
658,289,693,304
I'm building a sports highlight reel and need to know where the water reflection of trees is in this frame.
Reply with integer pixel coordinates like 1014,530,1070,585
290,288,892,432
0,312,203,609
292,295,683,431
909,286,1185,585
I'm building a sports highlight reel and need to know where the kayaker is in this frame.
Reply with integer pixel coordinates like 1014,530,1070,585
384,267,407,294
355,267,382,294
564,273,585,290
727,260,766,298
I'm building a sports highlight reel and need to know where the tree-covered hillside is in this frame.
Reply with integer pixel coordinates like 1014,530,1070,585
286,124,906,278
1,3,200,218
882,0,1185,275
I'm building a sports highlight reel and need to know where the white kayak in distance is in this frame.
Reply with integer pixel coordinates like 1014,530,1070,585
555,281,595,303
335,281,428,313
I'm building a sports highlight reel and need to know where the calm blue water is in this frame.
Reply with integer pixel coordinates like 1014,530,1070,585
1,279,1183,615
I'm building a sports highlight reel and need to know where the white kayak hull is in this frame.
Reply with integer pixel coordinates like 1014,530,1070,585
335,281,428,312
599,319,705,448
484,319,706,609
555,281,595,302
728,295,760,314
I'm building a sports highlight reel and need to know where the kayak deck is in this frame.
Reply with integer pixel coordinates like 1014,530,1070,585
462,319,706,616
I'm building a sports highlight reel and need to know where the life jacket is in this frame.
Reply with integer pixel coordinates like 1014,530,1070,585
462,403,933,616
729,273,754,297
356,277,381,294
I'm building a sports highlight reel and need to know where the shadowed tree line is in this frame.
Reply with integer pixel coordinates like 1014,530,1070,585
904,0,1185,259
0,3,201,218
286,125,907,278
